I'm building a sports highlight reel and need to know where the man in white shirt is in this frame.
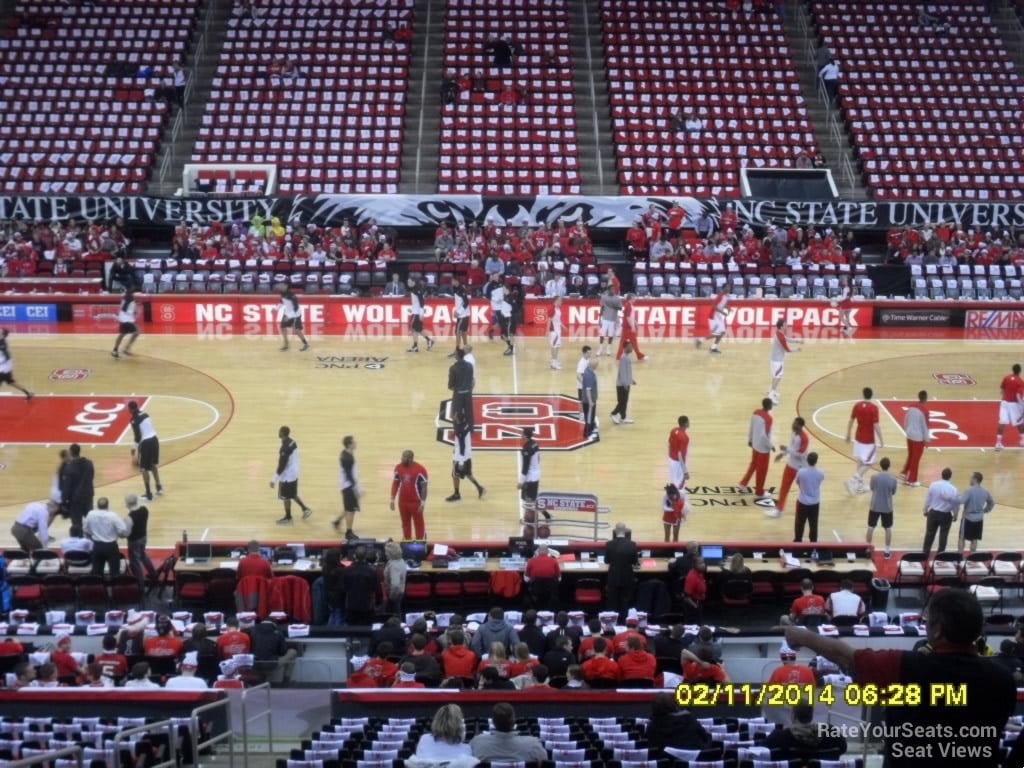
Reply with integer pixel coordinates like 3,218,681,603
819,59,840,103
84,497,127,576
825,580,866,620
922,467,960,558
164,652,209,690
11,500,59,552
60,526,94,555
900,390,930,487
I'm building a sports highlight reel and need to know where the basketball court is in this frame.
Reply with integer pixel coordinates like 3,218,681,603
1,322,1022,553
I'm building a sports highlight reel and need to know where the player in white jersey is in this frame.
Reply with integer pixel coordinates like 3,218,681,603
833,275,853,336
446,412,485,502
111,288,140,358
0,328,33,400
695,289,729,353
407,279,435,352
449,276,470,357
278,284,310,352
598,287,623,356
548,296,565,369
128,400,162,501
768,319,801,403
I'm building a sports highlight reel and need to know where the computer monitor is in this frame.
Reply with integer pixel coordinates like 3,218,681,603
507,536,535,558
285,543,307,559
401,540,427,563
700,545,724,565
259,546,273,561
186,542,212,562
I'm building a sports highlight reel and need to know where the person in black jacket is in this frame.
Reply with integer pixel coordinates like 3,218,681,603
542,635,575,678
250,619,298,685
762,704,847,760
372,616,408,655
646,692,711,755
321,548,346,626
544,610,581,654
605,523,638,621
518,610,547,658
340,546,379,626
61,443,95,531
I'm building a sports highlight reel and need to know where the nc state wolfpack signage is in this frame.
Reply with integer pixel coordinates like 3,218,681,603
436,394,593,451
4,194,1024,230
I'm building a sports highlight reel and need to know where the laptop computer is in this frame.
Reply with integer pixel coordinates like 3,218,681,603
700,544,724,567
186,542,213,564
814,549,835,565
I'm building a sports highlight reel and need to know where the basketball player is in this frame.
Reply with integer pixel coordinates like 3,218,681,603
615,292,647,362
407,278,434,352
111,288,140,358
0,329,33,400
768,319,802,404
835,276,853,335
577,348,593,423
390,449,428,539
738,397,775,504
446,412,485,502
667,415,690,490
900,390,929,487
485,274,514,355
518,426,545,521
278,284,310,352
661,484,688,543
127,400,162,502
548,296,565,370
332,435,361,540
844,387,883,495
774,416,809,517
597,285,622,356
449,276,470,357
447,348,475,427
995,363,1024,451
695,287,729,353
270,426,312,524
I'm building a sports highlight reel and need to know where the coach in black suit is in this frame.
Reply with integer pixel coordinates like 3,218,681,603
62,443,95,531
605,523,638,622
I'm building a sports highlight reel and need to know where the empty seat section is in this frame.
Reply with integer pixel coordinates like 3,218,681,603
437,0,581,195
813,0,1024,200
192,0,414,195
602,0,818,198
0,0,198,194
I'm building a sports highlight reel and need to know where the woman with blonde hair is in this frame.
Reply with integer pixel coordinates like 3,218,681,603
476,641,509,679
725,552,751,576
412,703,474,762
383,540,407,615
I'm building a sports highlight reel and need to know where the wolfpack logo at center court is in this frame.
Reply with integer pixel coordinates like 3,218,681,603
436,394,593,451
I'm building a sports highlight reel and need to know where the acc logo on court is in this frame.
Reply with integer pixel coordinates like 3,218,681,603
933,373,976,386
49,368,90,382
436,394,591,451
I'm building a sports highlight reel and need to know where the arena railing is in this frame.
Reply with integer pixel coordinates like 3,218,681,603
240,681,274,759
111,719,178,768
190,696,235,767
8,745,82,768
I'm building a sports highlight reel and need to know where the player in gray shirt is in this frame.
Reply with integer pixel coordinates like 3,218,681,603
794,452,825,543
958,471,995,553
598,287,623,357
866,456,899,559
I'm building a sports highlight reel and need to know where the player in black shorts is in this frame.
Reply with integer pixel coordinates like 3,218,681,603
333,435,362,540
446,413,485,502
128,400,163,501
279,285,310,352
0,329,33,401
111,288,140,358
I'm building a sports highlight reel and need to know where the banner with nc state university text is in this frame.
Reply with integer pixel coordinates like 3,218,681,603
3,194,1024,230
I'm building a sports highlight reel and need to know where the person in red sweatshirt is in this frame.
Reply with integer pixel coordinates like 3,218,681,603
615,293,646,361
392,661,425,688
346,656,379,688
390,450,429,540
237,540,272,582
95,634,129,680
363,642,399,687
612,626,648,656
616,634,657,681
581,637,621,684
216,616,252,659
506,642,539,678
51,634,84,681
144,615,185,659
441,630,478,679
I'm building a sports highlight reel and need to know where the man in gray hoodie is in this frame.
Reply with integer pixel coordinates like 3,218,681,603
469,607,519,655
